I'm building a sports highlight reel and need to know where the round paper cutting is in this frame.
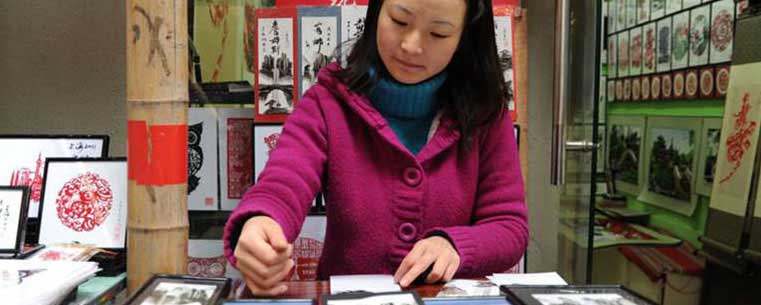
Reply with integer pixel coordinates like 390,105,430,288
56,172,113,232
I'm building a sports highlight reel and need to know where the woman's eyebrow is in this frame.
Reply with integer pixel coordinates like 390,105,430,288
393,4,456,28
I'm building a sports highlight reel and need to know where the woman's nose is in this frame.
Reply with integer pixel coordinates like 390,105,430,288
400,31,424,55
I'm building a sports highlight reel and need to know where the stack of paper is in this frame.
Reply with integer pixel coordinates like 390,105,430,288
0,259,99,305
487,272,568,286
329,274,401,295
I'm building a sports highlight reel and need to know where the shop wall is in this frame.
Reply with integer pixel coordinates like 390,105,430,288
0,1,127,156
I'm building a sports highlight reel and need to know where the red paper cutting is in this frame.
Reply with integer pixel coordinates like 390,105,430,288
56,172,113,232
720,93,757,184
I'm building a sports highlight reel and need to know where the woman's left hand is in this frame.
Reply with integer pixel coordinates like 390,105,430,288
393,236,460,288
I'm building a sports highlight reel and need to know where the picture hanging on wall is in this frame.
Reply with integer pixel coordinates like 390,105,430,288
633,77,642,101
0,187,29,256
642,76,651,100
651,0,666,20
624,78,632,101
194,0,244,83
609,0,618,33
616,80,624,101
686,69,699,99
298,6,340,97
187,108,219,211
700,67,715,98
671,11,690,71
666,0,682,15
607,116,646,195
652,74,662,100
657,18,672,72
674,70,686,99
662,73,673,100
616,0,627,31
638,117,701,216
339,5,368,64
643,22,657,74
710,62,761,219
696,118,722,196
637,0,650,25
715,65,731,98
683,0,700,9
0,136,108,220
608,80,617,102
710,0,735,64
689,5,711,67
494,6,519,120
630,27,643,76
627,0,638,28
219,108,254,211
619,32,630,77
609,33,618,78
255,8,299,123
38,158,127,249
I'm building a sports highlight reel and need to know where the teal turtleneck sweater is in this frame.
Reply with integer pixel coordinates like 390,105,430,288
367,67,448,155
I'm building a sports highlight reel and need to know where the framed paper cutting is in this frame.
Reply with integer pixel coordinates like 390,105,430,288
657,17,672,72
219,108,254,211
686,69,699,99
666,0,682,15
0,187,29,256
298,6,340,97
643,22,657,74
700,66,715,98
637,0,650,25
710,0,735,64
254,8,299,124
651,74,662,100
607,116,647,195
689,5,711,67
671,11,690,71
38,158,127,249
696,118,722,196
627,0,638,28
624,78,632,101
638,117,701,216
662,73,673,100
715,65,731,98
630,27,643,76
651,0,665,20
673,70,685,99
0,135,108,220
494,6,519,120
609,33,618,78
188,108,219,211
642,76,651,101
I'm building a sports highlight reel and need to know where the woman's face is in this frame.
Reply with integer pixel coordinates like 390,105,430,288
376,0,467,84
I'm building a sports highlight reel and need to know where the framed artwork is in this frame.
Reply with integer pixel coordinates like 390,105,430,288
609,0,618,33
710,0,735,64
673,70,686,99
666,0,682,15
683,0,700,9
700,66,715,98
616,80,624,101
608,33,618,78
494,6,519,120
643,22,657,74
616,0,627,31
662,73,673,99
710,62,761,219
0,187,29,256
627,0,638,28
715,65,731,98
254,125,284,184
126,274,231,305
671,11,690,71
633,77,642,101
607,116,647,195
38,158,127,249
502,285,656,305
255,8,299,124
638,117,701,216
608,80,617,102
188,108,219,211
219,108,254,211
0,135,108,219
624,78,632,101
689,5,710,67
657,18,672,72
637,0,650,24
323,291,423,305
298,6,340,97
686,69,699,99
619,31,631,77
630,27,643,76
696,118,722,196
652,74,662,100
651,0,666,20
642,76,651,100
194,0,245,83
339,5,368,64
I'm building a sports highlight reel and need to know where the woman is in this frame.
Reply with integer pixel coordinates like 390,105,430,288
224,0,528,296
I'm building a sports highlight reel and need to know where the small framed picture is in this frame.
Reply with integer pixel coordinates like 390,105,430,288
671,11,690,71
0,187,30,256
641,76,651,101
219,109,254,211
298,6,340,97
607,116,647,195
651,75,662,100
662,73,673,100
126,274,232,305
642,22,657,74
700,67,715,98
715,65,731,98
624,78,632,101
685,69,699,99
188,108,219,211
710,0,735,64
673,70,686,99
38,158,127,249
339,5,369,65
323,291,423,305
0,135,109,220
616,80,625,101
608,80,617,102
689,5,710,67
632,77,642,101
502,285,656,305
696,118,722,196
255,7,299,124
656,18,672,73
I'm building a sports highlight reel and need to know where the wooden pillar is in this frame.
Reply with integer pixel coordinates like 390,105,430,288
126,0,189,293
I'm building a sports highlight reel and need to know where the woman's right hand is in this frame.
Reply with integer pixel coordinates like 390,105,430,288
234,216,295,296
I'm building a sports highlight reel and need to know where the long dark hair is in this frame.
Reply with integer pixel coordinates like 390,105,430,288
335,0,507,151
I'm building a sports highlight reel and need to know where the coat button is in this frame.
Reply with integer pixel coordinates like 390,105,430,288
398,222,417,242
403,167,422,187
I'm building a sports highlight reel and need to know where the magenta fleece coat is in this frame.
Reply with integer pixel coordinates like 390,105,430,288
223,62,528,279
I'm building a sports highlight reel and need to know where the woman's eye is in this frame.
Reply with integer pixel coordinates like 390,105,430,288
391,18,408,26
431,33,449,39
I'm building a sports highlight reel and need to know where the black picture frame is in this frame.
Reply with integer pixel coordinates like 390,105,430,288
500,285,657,305
38,157,127,250
322,291,424,305
126,274,232,305
0,186,30,257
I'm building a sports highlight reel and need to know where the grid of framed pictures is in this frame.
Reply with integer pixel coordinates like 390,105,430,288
606,0,737,103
